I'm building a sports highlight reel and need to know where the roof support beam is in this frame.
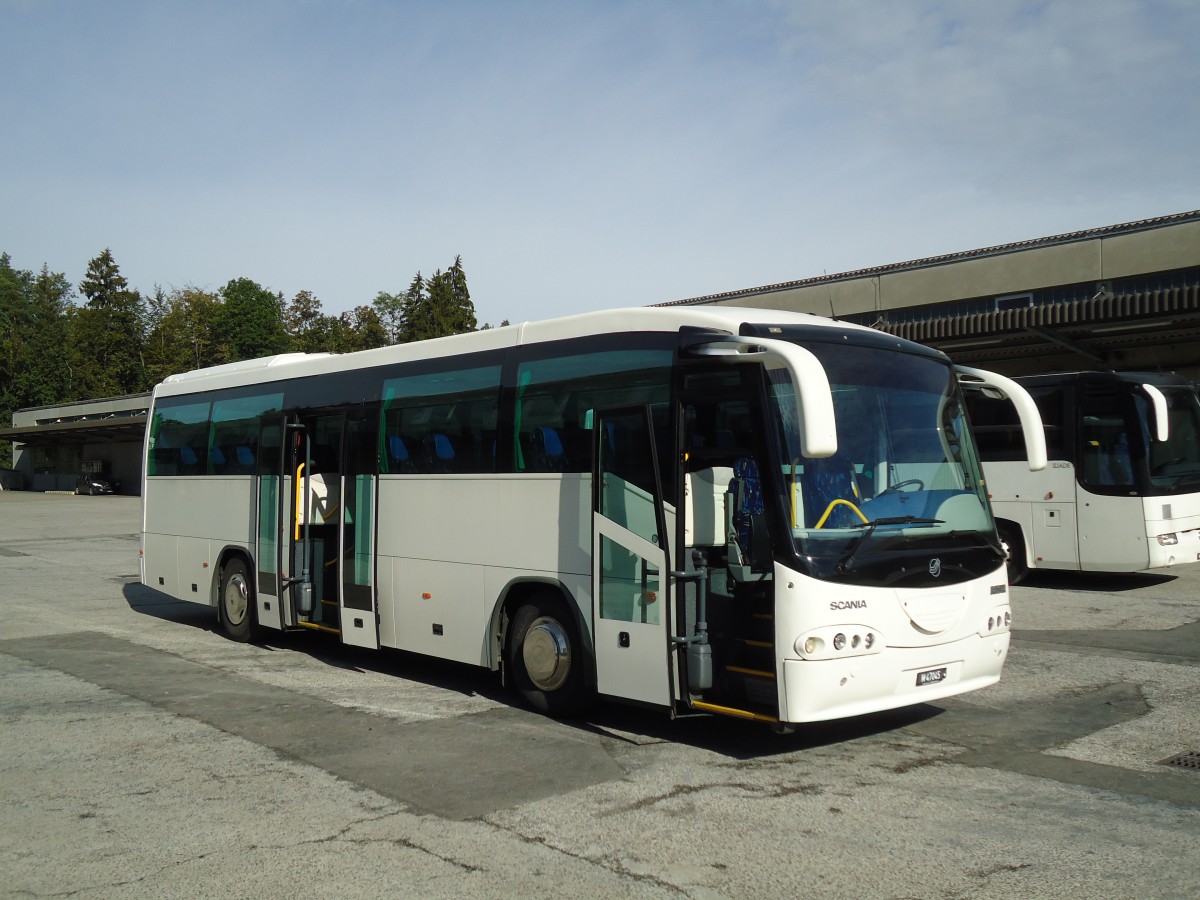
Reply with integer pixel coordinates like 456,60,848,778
1024,325,1104,364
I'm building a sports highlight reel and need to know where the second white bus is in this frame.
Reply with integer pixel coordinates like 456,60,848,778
967,370,1200,581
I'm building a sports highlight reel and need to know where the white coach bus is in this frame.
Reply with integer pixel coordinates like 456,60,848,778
966,370,1200,582
140,306,1044,729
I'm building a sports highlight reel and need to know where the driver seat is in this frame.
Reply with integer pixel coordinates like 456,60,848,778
804,454,861,528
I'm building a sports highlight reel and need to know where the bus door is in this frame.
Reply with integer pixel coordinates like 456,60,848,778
592,406,673,708
282,409,381,649
254,417,285,631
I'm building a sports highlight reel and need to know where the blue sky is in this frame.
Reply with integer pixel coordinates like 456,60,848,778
3,0,1198,327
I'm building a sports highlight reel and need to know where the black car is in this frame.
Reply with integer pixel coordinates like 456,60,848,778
75,474,117,495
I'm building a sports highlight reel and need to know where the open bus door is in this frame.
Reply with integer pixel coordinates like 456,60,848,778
275,409,380,649
254,417,285,631
591,406,674,708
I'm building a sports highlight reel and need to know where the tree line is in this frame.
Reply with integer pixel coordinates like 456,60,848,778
1,248,502,467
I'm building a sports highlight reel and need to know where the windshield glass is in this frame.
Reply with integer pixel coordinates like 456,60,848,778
1140,385,1200,493
767,342,999,586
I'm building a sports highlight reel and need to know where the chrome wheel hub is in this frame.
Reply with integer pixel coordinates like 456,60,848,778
522,616,571,691
224,574,249,625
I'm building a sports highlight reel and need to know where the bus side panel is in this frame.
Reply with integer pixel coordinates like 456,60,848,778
376,474,592,664
388,557,487,664
143,477,254,603
175,536,216,603
144,477,254,541
143,532,181,599
986,460,1080,571
1077,491,1151,571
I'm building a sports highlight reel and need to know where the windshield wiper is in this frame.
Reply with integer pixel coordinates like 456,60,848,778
835,516,944,573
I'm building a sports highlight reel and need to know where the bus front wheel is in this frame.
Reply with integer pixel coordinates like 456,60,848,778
998,524,1029,585
219,558,256,642
506,592,590,717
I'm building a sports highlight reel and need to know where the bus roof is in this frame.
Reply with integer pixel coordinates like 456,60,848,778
154,305,932,398
1012,371,1194,389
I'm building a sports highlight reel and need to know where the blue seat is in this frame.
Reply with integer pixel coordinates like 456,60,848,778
729,457,770,573
534,426,567,471
429,434,455,472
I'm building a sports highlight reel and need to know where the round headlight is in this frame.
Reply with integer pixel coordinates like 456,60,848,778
864,633,874,649
800,636,823,655
833,633,846,651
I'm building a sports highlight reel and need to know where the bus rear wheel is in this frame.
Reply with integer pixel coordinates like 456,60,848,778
506,592,590,717
220,558,256,642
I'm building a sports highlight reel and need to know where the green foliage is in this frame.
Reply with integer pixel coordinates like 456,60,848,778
71,249,148,397
144,286,223,382
371,291,405,344
215,278,291,363
393,256,478,344
0,248,491,470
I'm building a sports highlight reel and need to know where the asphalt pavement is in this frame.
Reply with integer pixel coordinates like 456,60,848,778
1,491,1198,898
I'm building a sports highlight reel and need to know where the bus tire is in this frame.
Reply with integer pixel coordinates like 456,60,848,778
998,523,1029,585
219,558,256,642
506,592,591,717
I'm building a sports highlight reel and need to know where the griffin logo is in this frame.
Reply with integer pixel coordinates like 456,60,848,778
929,558,942,578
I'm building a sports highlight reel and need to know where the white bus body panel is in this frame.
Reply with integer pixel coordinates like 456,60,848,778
773,563,1011,724
987,461,1200,573
986,460,1081,571
375,473,593,664
142,477,254,603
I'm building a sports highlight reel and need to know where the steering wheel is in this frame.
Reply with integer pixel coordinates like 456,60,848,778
815,498,868,529
878,478,924,496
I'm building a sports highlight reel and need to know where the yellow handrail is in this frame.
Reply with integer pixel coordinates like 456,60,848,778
294,462,305,541
814,498,868,529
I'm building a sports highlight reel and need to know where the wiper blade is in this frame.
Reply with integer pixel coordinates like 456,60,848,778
836,516,944,573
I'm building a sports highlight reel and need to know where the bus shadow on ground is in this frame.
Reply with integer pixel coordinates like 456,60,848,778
575,701,945,759
122,581,945,759
1020,570,1177,592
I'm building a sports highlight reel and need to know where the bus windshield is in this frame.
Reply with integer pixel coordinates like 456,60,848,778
768,343,999,586
1141,385,1200,493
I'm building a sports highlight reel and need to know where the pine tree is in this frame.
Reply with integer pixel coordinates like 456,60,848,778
71,249,147,397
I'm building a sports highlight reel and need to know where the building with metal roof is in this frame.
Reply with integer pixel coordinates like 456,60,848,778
1,394,149,493
660,210,1200,377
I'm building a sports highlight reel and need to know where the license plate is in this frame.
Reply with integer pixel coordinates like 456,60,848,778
915,667,947,687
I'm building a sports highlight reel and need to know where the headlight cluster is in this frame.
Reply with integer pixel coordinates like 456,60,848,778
1157,533,1179,546
795,627,881,660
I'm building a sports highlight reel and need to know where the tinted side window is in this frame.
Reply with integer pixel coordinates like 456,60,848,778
148,400,211,475
514,349,673,476
381,366,501,474
209,394,283,474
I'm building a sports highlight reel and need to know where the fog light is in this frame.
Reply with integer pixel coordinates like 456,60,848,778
800,636,823,655
1157,533,1179,546
833,633,846,651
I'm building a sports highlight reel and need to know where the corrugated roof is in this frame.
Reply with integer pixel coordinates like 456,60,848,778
656,209,1200,308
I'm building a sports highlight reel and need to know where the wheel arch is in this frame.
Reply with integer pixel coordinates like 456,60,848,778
488,577,595,688
212,544,255,609
994,518,1031,566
